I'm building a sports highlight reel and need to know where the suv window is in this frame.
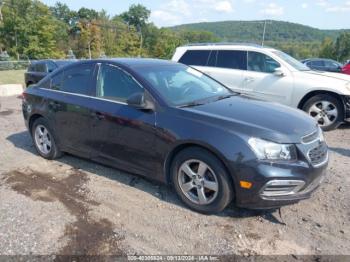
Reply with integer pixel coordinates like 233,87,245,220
248,52,280,73
324,60,339,68
179,50,211,66
96,64,143,102
47,62,57,73
51,64,94,95
216,50,247,70
35,63,47,73
309,60,324,67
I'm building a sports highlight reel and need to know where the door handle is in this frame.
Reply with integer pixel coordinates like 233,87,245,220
91,111,105,120
244,77,255,83
49,101,62,109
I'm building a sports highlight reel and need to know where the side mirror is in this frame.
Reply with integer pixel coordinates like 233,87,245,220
127,92,154,111
274,67,286,77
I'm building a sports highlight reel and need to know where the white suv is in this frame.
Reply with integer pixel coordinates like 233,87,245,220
172,44,350,130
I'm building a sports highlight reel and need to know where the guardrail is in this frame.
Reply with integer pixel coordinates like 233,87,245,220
0,61,30,71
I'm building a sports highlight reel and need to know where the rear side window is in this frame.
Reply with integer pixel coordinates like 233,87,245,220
96,64,143,102
216,50,247,70
51,64,94,95
179,50,211,66
36,63,47,73
309,60,324,67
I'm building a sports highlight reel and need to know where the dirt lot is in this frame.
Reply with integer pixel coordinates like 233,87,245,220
0,95,349,257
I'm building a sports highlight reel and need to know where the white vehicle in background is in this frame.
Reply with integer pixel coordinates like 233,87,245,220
172,43,350,131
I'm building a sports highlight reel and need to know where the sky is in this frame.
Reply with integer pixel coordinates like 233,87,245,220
41,0,350,29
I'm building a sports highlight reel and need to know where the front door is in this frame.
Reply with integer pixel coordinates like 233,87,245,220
243,51,294,106
90,63,157,176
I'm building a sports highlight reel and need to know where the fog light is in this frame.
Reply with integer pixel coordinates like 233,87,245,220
260,180,305,197
240,181,252,189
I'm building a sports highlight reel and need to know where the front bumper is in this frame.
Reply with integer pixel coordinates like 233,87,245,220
343,96,350,121
234,161,327,209
232,139,328,209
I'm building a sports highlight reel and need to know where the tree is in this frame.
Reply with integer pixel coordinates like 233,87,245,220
119,4,150,29
50,2,76,26
0,0,62,59
319,37,335,59
334,33,350,62
77,7,98,21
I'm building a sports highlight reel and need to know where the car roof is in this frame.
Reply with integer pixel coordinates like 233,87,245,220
30,59,77,66
109,58,178,67
177,43,278,52
303,58,337,62
69,58,178,68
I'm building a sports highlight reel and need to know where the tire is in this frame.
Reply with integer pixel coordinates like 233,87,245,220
171,147,233,214
31,117,62,160
302,94,344,131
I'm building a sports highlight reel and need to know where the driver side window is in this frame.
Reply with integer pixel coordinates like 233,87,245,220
96,64,143,102
248,52,280,73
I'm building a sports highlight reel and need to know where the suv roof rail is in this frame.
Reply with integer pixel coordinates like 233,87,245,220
182,42,264,48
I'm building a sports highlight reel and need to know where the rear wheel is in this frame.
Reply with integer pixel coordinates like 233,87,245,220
171,147,233,214
303,94,344,131
31,118,62,159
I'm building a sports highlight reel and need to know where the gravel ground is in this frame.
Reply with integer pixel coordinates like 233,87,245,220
0,95,349,257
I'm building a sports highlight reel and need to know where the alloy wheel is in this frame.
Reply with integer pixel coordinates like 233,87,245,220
34,125,52,155
178,159,219,205
308,101,338,127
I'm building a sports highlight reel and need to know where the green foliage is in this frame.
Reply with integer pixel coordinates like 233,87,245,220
0,0,62,59
334,33,350,62
0,1,349,62
172,20,350,60
119,4,150,29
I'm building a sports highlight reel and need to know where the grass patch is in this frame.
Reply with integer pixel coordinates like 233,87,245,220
0,70,26,85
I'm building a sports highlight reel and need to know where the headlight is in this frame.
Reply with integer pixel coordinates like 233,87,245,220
248,138,297,161
346,82,350,92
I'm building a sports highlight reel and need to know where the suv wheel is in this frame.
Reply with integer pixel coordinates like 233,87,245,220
303,94,344,131
31,118,62,159
171,147,233,214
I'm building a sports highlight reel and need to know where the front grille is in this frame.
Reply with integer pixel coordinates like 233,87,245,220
302,130,319,144
308,142,328,166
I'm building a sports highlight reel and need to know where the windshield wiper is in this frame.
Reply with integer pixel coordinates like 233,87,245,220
179,101,207,108
215,93,238,101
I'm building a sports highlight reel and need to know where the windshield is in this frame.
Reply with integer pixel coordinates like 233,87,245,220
272,50,310,71
137,64,233,106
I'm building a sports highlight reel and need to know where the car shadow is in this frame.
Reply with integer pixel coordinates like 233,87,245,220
329,147,350,158
338,122,350,129
7,131,284,224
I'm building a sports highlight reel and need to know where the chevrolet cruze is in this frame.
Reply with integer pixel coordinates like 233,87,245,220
22,59,329,213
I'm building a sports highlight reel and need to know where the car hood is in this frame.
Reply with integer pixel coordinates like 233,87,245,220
297,70,350,82
181,96,318,144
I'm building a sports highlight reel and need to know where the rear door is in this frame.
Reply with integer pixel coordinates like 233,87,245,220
206,50,247,93
90,63,157,176
244,51,294,106
178,49,247,92
47,62,97,155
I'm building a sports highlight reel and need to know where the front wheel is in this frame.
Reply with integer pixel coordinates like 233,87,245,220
303,94,344,131
171,147,233,214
